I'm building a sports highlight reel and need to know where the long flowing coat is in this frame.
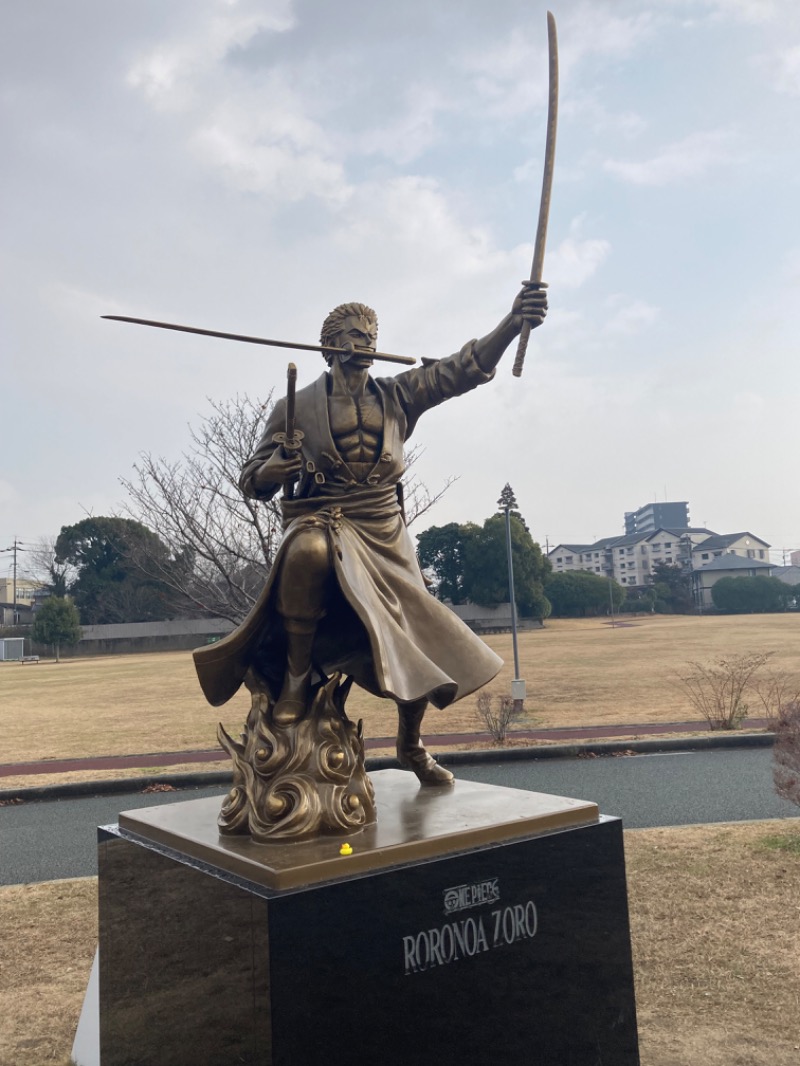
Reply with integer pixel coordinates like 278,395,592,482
193,343,503,708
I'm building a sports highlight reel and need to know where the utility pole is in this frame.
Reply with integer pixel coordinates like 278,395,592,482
1,539,27,625
498,484,525,713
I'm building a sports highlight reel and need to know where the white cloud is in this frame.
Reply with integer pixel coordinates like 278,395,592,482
603,129,740,185
700,0,779,24
603,297,660,336
560,5,659,63
460,6,657,121
767,45,800,95
190,91,350,204
563,96,648,140
127,3,352,206
544,228,611,289
355,86,451,166
126,1,295,112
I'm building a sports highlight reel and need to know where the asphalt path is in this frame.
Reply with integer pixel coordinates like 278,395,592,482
1,747,797,886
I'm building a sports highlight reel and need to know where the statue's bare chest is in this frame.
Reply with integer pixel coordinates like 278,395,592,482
327,388,383,469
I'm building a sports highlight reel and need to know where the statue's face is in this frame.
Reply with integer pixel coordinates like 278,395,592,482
333,314,378,368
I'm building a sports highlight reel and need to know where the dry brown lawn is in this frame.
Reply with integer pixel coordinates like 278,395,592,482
1,820,799,1066
2,614,798,770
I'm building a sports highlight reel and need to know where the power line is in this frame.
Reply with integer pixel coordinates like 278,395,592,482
0,539,28,621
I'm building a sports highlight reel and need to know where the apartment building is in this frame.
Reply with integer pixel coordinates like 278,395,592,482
0,577,39,605
624,501,689,535
548,528,769,589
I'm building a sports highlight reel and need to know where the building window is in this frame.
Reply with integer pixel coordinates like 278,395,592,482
759,550,765,559
556,557,562,564
565,556,573,563
747,549,754,558
701,553,709,560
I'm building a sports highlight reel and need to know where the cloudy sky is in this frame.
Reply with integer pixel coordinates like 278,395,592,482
3,0,800,582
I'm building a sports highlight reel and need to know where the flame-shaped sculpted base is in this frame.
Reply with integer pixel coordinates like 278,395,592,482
217,670,376,842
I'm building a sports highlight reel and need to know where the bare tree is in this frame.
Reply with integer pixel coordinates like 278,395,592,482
475,691,521,744
402,444,458,528
753,669,800,729
675,652,773,731
122,395,282,623
22,538,74,597
122,394,454,623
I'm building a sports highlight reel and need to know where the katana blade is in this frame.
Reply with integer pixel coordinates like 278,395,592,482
512,10,558,378
101,315,417,366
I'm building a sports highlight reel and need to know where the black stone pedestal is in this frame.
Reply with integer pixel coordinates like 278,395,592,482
96,770,639,1065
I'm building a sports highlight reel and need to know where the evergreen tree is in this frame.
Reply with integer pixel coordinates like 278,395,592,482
31,596,81,662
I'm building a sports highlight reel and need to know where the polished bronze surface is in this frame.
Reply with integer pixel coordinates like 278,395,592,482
217,671,376,841
118,769,598,891
101,315,417,365
272,362,303,501
193,285,547,841
512,10,558,378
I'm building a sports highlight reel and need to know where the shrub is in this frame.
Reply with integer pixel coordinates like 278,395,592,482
475,691,520,744
675,652,772,730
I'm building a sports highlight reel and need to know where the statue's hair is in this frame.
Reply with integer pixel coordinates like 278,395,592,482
320,302,378,364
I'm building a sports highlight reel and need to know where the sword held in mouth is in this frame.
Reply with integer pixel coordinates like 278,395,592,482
101,315,417,366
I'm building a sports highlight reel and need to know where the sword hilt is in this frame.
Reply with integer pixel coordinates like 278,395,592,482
512,324,531,378
284,363,298,500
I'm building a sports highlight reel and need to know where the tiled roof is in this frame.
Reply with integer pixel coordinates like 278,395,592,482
693,555,772,572
695,532,770,550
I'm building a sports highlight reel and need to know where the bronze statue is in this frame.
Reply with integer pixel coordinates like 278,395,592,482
191,284,547,838
101,10,558,843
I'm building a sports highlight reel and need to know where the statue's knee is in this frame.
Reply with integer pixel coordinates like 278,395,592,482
283,528,331,583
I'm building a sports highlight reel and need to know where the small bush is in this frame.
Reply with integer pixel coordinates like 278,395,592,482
475,691,520,744
675,652,772,730
753,670,800,728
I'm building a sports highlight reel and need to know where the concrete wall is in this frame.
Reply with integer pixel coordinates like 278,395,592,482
30,617,236,658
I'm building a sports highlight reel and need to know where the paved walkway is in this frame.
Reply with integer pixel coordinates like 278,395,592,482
0,718,771,777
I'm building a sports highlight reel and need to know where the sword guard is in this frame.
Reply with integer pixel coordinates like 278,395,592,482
272,430,304,451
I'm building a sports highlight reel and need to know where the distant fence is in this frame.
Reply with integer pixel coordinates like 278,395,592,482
30,618,236,658
446,602,542,634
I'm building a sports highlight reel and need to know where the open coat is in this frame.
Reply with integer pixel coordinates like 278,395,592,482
193,343,503,708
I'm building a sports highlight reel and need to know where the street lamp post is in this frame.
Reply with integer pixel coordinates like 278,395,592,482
498,484,525,713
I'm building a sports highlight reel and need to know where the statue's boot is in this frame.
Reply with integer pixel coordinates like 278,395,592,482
396,698,454,787
273,620,316,726
273,528,331,727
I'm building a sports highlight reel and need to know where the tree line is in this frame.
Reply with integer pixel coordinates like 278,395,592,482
25,394,797,641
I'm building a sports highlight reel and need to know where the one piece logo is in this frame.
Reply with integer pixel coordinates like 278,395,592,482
442,878,500,915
